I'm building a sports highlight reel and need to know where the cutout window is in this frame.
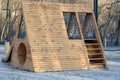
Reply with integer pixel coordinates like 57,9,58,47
18,15,26,38
78,13,96,39
63,12,81,40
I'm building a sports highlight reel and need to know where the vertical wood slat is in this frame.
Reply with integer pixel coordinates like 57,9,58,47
91,12,108,68
75,12,90,69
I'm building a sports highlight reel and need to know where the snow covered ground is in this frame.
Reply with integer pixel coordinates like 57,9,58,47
0,45,120,80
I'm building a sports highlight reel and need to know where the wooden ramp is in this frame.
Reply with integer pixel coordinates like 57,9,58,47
2,44,13,62
2,2,107,72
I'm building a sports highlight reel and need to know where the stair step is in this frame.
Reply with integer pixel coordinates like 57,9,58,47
85,39,98,43
90,63,105,68
85,39,98,41
86,43,100,46
90,63,105,65
87,48,102,50
88,53,103,56
88,54,103,59
89,58,104,60
86,46,101,49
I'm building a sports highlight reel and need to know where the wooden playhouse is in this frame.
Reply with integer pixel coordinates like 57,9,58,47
2,2,107,72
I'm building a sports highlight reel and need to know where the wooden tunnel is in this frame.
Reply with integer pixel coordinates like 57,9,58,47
2,2,107,72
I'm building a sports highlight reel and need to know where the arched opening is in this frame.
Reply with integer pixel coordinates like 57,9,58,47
18,43,26,65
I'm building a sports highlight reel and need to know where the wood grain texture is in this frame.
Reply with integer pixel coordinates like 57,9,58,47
2,2,107,72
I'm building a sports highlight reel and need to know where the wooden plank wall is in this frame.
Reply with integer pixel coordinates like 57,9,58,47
10,12,34,71
22,2,90,72
10,2,93,72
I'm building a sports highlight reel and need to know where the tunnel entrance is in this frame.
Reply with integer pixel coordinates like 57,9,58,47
18,43,26,65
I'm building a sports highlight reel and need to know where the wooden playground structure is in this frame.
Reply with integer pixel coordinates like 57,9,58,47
2,2,107,72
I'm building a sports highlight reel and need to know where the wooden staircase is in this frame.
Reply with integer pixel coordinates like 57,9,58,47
85,39,107,68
